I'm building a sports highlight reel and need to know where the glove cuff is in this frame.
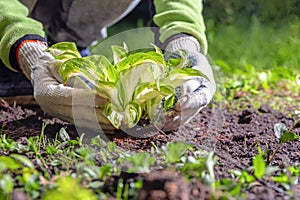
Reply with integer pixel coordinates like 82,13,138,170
164,35,201,59
17,40,48,80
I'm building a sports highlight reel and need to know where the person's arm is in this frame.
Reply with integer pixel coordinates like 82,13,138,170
152,0,207,54
0,0,115,132
0,0,46,71
151,0,216,131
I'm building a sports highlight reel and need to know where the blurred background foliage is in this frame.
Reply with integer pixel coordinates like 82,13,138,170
100,0,300,70
203,0,300,24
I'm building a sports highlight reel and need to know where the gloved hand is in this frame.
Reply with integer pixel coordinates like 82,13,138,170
17,40,116,132
154,35,216,132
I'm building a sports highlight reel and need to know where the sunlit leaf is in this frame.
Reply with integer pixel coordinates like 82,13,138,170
59,128,70,142
0,156,21,170
161,68,208,88
241,170,255,183
165,142,190,163
280,130,299,144
273,174,289,183
104,101,141,129
46,42,81,61
134,83,174,105
118,63,150,107
253,147,266,178
46,145,57,154
116,51,165,72
164,94,176,110
111,43,128,65
59,55,118,85
43,176,97,200
0,174,14,193
10,154,34,169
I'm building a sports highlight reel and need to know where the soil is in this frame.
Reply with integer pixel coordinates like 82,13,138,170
0,96,300,200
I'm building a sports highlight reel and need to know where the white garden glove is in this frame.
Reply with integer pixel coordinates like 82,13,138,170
17,40,115,132
154,35,216,131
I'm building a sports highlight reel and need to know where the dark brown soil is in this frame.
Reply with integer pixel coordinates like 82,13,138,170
0,97,299,200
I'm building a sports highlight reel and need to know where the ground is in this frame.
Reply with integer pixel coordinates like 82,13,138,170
1,87,299,199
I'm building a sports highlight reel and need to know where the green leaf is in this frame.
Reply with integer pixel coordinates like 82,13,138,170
0,174,14,193
230,184,242,196
124,101,142,128
46,42,81,61
42,176,97,200
103,102,120,128
241,170,255,183
161,68,208,88
86,55,119,82
0,156,21,170
59,128,70,142
167,49,190,69
99,164,112,180
164,94,176,110
59,55,118,85
118,63,151,108
104,101,141,129
111,43,128,65
46,145,57,154
289,165,300,176
280,130,299,144
97,82,117,99
145,96,164,121
134,83,174,105
125,152,156,173
253,148,266,178
165,142,190,164
107,142,117,152
273,174,289,183
116,51,165,72
10,154,34,169
89,181,104,189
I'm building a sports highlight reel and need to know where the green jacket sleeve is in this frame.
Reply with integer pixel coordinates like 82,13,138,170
0,0,45,71
153,0,207,54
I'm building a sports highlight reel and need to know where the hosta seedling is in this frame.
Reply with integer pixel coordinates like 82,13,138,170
268,122,299,163
47,42,208,129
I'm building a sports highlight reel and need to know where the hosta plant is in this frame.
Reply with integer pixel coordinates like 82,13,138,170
46,42,207,129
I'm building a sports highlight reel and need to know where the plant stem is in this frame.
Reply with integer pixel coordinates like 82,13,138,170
268,143,282,164
289,118,300,132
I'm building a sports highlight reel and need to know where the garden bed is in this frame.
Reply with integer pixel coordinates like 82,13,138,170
1,91,299,199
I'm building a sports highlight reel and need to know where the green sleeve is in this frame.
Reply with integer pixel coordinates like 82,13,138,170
153,0,207,54
0,0,45,71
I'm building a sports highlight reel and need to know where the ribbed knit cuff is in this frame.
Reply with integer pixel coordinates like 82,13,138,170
9,34,47,72
164,35,201,59
17,40,48,80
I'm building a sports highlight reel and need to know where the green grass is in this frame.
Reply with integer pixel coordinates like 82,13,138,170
203,16,300,107
207,16,300,72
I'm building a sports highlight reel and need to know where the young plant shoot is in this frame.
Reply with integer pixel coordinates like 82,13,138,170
46,42,208,130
